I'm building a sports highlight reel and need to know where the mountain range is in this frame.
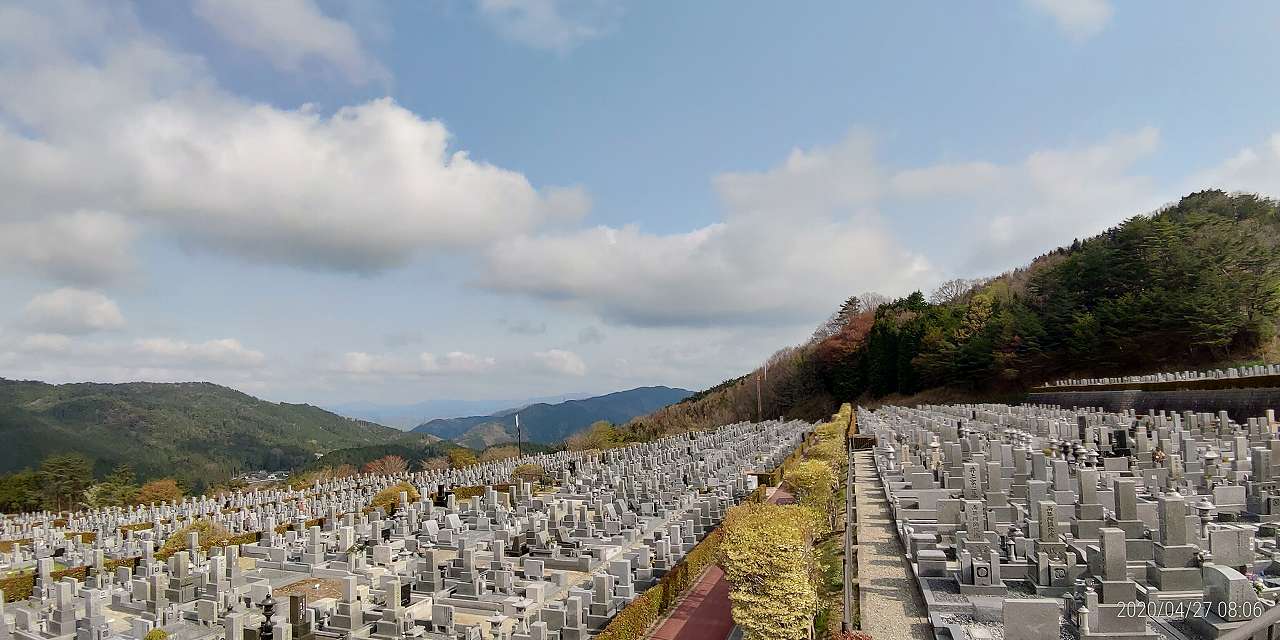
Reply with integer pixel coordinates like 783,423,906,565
411,386,693,448
327,393,593,429
0,378,419,487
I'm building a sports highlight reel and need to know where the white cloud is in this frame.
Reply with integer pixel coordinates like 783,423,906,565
1189,133,1280,195
0,333,268,386
959,127,1163,269
477,0,622,52
533,349,587,376
890,162,1003,198
1026,0,1113,39
0,211,136,286
712,131,882,216
481,132,935,327
193,0,387,85
20,333,72,353
480,127,1175,327
426,351,498,373
22,288,125,334
134,337,266,368
0,1,585,276
337,350,496,376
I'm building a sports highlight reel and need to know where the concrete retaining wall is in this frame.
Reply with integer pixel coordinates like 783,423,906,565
1026,388,1280,420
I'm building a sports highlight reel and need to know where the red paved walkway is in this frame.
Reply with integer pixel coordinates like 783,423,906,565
648,486,794,640
648,565,735,640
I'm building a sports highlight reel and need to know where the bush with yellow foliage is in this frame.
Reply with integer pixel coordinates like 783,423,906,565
447,449,478,468
513,463,545,483
160,519,232,558
369,481,420,515
717,503,818,640
787,460,836,511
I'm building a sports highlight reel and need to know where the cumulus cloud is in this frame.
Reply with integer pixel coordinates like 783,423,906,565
480,132,934,327
0,211,136,287
0,332,268,386
20,333,72,353
935,127,1164,270
193,0,388,85
533,349,587,376
337,351,496,376
479,127,1177,327
1026,0,1113,39
0,1,585,277
889,162,1003,198
22,288,125,334
477,0,622,52
134,338,265,368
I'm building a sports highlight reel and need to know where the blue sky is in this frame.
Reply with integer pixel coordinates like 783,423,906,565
2,0,1279,405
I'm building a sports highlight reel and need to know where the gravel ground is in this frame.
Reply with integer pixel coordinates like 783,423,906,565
941,613,1079,640
925,578,970,603
855,451,932,639
1003,580,1042,599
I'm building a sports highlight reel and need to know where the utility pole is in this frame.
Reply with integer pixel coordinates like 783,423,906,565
747,368,757,422
516,413,522,457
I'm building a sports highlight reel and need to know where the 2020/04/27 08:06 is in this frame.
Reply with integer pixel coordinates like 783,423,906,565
1117,600,1266,619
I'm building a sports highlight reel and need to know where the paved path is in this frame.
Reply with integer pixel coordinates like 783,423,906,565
647,486,794,640
853,450,932,640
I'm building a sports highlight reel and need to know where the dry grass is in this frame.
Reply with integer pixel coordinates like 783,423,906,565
274,578,344,600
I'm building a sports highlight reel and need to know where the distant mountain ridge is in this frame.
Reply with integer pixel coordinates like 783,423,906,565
327,393,593,429
411,386,693,448
0,378,415,486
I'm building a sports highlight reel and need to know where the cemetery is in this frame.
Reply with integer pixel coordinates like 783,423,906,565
863,402,1280,639
0,419,813,640
1041,365,1280,391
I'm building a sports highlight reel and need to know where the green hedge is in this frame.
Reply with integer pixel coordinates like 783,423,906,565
595,528,725,640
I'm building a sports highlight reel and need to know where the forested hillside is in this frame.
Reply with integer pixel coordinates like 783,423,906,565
0,379,411,485
626,190,1280,438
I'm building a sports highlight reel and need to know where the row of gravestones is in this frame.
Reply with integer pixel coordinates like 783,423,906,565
1048,363,1280,387
863,402,1280,640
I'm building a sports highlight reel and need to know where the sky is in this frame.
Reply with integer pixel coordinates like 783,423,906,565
2,0,1280,406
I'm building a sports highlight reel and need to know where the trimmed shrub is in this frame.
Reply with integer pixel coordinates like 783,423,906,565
718,503,818,640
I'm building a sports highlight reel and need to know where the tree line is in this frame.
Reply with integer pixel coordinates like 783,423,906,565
0,454,184,513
